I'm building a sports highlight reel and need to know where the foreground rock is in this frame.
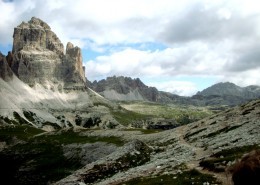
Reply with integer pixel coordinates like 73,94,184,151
54,140,152,185
54,99,260,184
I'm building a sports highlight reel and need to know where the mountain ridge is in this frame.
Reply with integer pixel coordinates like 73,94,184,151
88,76,260,106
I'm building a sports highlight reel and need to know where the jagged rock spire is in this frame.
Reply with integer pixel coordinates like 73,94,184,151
7,17,86,90
12,17,64,56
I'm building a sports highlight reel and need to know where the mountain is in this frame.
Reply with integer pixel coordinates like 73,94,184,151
196,82,260,99
192,82,260,107
89,76,159,101
0,17,122,130
89,77,260,106
8,17,86,91
0,17,259,185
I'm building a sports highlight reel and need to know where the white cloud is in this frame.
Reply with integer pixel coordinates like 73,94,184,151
1,0,259,46
146,80,198,96
221,69,260,87
1,0,260,95
85,41,230,80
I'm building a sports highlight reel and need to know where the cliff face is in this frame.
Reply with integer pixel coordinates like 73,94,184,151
0,52,13,81
9,17,86,90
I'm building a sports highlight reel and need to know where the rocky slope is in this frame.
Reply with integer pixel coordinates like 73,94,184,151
53,99,260,185
0,17,121,129
0,98,259,184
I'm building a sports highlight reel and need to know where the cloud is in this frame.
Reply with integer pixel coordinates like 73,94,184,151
158,3,258,44
1,0,260,48
1,0,260,95
221,68,260,87
225,40,260,72
85,42,229,80
146,80,198,96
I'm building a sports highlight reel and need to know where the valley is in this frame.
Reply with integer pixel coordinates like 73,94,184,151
0,17,259,185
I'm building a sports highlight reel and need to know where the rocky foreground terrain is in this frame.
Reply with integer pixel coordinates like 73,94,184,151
0,17,259,185
54,99,260,185
0,98,259,185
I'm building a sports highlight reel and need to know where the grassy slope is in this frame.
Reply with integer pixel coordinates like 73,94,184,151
121,167,220,185
119,101,213,124
0,124,124,185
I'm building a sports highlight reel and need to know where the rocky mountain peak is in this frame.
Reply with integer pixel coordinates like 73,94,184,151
12,17,64,56
89,76,159,101
4,17,86,90
28,16,51,29
18,17,51,30
196,82,243,96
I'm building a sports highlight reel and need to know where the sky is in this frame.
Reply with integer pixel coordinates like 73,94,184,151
0,0,260,96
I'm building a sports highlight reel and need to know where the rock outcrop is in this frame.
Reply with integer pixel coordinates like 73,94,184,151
0,52,13,81
9,17,86,90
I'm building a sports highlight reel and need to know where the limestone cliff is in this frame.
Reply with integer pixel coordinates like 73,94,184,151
0,52,13,81
9,17,86,90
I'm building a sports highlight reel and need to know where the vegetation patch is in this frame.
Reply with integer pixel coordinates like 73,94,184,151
93,101,114,109
0,127,125,185
23,111,36,122
199,145,260,172
120,169,220,185
0,125,44,144
13,112,29,125
44,121,62,129
120,102,213,125
122,128,164,134
111,110,151,126
0,140,82,185
37,129,125,146
1,116,18,125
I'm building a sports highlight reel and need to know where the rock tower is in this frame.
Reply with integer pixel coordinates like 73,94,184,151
9,17,86,91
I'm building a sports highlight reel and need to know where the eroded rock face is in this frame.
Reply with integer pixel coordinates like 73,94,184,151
12,17,64,56
0,52,13,81
10,17,86,90
63,42,86,90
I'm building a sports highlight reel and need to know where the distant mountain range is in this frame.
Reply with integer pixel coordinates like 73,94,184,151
87,76,158,101
88,76,260,106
